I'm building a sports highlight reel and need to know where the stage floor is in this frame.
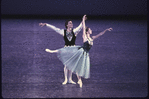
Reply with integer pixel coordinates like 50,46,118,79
1,18,147,98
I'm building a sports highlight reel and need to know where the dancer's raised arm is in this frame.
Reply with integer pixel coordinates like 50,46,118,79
73,22,83,36
39,23,64,36
82,15,87,40
92,28,113,40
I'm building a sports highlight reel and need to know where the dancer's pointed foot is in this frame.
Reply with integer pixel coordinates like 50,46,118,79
45,49,58,53
45,49,52,53
77,80,83,88
62,80,68,85
68,80,76,84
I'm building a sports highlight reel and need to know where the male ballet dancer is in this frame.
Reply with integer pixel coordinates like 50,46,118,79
39,15,86,84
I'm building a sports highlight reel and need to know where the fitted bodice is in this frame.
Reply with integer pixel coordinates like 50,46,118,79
64,29,76,46
82,41,92,52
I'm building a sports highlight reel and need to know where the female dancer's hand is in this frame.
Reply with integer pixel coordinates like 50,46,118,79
82,15,87,21
39,23,46,27
106,28,113,31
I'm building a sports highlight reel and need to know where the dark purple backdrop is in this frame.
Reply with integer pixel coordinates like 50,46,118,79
1,0,147,15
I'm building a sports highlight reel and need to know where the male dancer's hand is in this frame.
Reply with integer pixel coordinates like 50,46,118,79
39,23,46,27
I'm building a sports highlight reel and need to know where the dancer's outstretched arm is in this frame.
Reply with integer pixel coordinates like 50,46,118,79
39,23,64,36
45,49,58,53
92,28,113,40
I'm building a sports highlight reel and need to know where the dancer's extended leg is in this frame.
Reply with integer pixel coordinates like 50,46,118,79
45,49,58,53
76,73,83,88
68,70,76,84
62,66,68,85
45,49,76,85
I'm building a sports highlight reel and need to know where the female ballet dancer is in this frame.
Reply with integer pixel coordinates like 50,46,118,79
39,15,86,85
46,15,113,87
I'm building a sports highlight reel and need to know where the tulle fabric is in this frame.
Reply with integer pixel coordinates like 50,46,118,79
57,45,90,79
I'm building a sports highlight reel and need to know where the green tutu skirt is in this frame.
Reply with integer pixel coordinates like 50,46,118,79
57,41,92,79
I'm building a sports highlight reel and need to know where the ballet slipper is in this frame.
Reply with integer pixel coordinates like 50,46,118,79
45,49,51,53
62,80,67,85
45,49,58,53
77,80,83,88
68,80,76,84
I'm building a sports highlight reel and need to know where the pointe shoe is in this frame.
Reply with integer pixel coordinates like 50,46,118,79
45,49,51,53
68,80,76,84
77,81,83,88
62,80,67,85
